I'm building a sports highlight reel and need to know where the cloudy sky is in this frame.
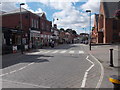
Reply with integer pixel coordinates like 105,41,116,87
1,0,101,34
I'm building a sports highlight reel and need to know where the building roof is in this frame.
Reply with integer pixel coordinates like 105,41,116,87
0,10,6,15
102,1,120,18
36,13,44,17
2,8,30,15
36,12,47,19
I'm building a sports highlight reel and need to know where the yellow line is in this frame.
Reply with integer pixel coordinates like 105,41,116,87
109,78,120,84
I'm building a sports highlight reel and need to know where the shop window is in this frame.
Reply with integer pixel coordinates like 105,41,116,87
17,36,21,45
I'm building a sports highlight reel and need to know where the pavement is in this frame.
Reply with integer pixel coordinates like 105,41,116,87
0,44,120,89
83,44,120,88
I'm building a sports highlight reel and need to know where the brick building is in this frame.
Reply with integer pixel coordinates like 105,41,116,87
51,24,59,45
2,8,52,54
37,13,52,47
92,1,120,44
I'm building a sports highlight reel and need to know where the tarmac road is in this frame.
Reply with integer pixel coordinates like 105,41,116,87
1,44,102,88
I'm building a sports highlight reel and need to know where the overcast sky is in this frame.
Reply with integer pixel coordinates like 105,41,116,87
1,0,101,34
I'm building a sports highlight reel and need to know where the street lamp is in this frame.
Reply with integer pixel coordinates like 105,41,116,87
20,3,25,54
86,10,91,51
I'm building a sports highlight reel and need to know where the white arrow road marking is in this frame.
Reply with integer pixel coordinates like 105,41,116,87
81,56,95,88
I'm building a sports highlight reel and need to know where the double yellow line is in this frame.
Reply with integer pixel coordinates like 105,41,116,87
109,77,120,84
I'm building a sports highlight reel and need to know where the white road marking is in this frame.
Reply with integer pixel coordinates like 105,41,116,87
9,70,17,74
43,51,50,54
38,51,44,53
60,50,67,53
26,52,40,55
89,53,104,88
81,56,95,88
0,57,52,77
1,79,50,88
52,50,59,53
69,51,74,54
78,50,84,54
31,52,41,55
28,62,34,66
0,73,9,77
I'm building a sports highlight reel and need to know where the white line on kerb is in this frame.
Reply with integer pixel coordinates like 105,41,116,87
90,53,104,88
81,56,95,88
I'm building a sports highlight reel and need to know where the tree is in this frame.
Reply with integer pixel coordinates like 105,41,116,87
60,28,65,32
66,29,72,33
72,30,77,35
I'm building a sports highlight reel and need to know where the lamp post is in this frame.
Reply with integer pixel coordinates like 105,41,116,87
20,3,25,54
86,10,91,51
52,18,59,44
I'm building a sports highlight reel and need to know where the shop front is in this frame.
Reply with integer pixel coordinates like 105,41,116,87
2,27,30,54
30,29,41,49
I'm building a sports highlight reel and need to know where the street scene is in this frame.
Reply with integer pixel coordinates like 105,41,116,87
0,0,120,89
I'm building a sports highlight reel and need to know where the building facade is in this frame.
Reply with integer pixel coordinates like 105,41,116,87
2,8,52,54
92,2,120,44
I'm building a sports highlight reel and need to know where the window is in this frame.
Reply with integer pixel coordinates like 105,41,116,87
37,20,38,28
42,22,44,29
112,20,117,30
32,19,34,27
34,19,36,28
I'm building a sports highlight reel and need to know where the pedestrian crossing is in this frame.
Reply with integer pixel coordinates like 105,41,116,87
69,51,75,54
27,50,84,55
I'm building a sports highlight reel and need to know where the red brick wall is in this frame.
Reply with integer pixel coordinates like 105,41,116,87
45,20,52,32
2,13,30,32
39,18,46,31
29,13,39,29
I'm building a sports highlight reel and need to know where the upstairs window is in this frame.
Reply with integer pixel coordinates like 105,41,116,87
37,20,38,28
31,19,34,27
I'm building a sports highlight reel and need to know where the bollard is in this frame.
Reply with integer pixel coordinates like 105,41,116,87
109,49,114,67
109,75,120,90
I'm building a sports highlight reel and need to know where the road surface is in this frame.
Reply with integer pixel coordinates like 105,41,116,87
1,44,102,88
